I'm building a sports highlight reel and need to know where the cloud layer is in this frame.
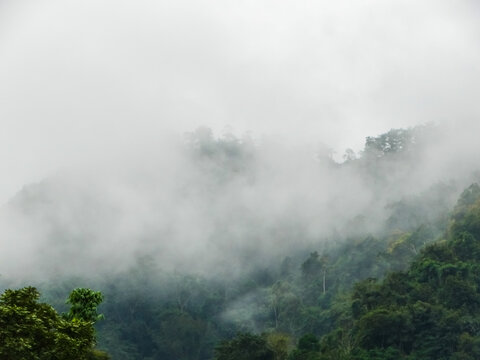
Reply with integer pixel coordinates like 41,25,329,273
0,1,479,281
1,0,479,202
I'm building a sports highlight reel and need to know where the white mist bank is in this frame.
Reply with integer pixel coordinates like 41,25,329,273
0,122,479,281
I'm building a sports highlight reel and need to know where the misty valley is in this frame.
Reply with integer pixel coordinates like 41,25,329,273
3,125,480,359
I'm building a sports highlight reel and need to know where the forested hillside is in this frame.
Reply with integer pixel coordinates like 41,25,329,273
1,125,480,359
284,183,480,359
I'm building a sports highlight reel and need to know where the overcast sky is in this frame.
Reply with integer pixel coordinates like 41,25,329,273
1,0,479,204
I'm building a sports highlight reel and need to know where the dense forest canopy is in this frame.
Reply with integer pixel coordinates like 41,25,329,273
1,125,480,359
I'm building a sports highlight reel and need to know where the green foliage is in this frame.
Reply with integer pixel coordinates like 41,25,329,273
0,286,108,359
86,208,440,359
213,333,274,360
65,288,104,323
314,183,480,359
266,333,291,360
288,334,321,360
449,184,480,241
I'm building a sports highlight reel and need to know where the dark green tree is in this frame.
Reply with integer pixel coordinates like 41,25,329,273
0,286,108,359
288,334,321,360
214,333,274,360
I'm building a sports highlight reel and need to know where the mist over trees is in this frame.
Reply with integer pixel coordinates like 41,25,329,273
1,125,480,358
0,123,472,282
2,0,480,357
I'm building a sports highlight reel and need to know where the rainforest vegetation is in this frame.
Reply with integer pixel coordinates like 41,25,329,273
2,125,480,359
0,286,108,359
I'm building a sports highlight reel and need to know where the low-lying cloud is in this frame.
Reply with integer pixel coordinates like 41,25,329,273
1,1,480,282
1,122,479,282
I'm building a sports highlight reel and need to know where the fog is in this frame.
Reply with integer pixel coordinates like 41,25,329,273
1,1,480,281
0,122,479,282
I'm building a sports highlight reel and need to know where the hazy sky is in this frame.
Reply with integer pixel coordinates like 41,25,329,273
1,0,479,204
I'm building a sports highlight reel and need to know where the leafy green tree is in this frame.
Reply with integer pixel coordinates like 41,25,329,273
0,286,108,359
270,281,302,332
65,287,104,323
266,332,291,360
